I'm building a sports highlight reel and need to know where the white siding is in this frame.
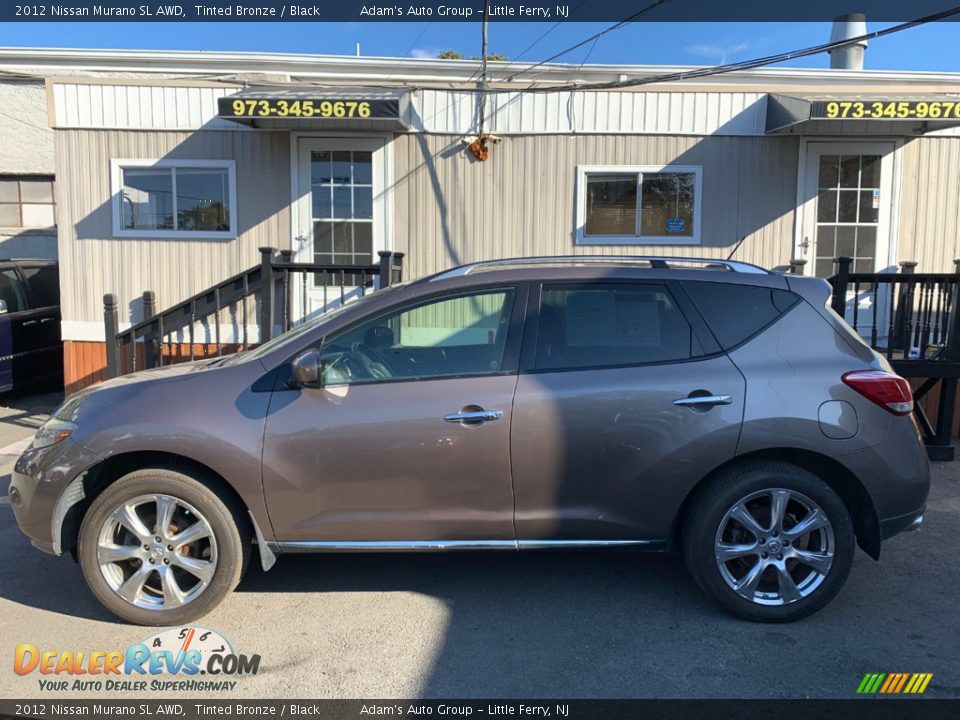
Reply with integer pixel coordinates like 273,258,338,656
52,83,243,131
411,90,769,136
52,82,770,136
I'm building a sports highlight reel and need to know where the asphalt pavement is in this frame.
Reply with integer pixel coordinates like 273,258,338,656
1,390,958,699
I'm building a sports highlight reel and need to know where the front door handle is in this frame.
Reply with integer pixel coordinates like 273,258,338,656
673,395,732,408
443,409,503,425
21,320,38,327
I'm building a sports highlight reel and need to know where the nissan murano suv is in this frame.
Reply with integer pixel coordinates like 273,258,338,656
10,256,929,624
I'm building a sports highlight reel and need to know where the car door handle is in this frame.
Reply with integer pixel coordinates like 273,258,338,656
40,317,55,324
443,409,503,424
21,320,38,327
673,395,732,407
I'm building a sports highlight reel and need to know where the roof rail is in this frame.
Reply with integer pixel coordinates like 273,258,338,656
433,255,769,280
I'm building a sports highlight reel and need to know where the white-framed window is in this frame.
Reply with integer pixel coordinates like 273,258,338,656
111,159,237,239
576,165,702,245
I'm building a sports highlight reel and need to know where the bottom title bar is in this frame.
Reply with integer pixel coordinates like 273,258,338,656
1,699,959,720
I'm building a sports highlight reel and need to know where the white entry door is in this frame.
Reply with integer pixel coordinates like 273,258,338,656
293,136,390,321
798,141,897,278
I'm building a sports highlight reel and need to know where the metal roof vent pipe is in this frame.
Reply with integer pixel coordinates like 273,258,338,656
829,13,868,70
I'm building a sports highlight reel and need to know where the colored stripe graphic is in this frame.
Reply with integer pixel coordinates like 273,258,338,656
857,672,933,694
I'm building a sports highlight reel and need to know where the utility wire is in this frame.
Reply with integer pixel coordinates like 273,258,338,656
385,20,435,81
505,0,671,82
509,5,960,93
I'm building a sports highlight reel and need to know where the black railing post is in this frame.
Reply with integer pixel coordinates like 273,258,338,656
259,247,276,342
103,293,120,379
789,258,806,275
893,261,918,353
142,290,157,369
280,250,293,332
378,251,393,288
392,252,405,284
831,257,852,316
945,264,960,362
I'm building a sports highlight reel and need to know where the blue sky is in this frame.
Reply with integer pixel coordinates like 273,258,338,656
0,21,957,72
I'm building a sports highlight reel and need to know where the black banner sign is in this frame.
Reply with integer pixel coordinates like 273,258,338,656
811,99,960,121
217,97,400,120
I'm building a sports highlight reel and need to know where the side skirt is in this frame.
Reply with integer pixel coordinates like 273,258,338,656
270,539,666,553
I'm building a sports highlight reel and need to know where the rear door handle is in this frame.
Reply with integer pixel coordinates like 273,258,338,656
40,317,55,324
21,320,38,327
673,395,732,407
443,409,503,424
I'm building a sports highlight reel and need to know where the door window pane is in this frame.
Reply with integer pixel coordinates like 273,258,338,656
319,289,516,385
817,190,837,222
817,155,839,188
860,155,880,188
839,156,860,187
534,284,696,370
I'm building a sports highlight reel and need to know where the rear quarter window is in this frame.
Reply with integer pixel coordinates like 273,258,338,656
683,281,800,350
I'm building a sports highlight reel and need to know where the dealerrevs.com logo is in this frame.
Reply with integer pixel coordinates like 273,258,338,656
14,627,260,693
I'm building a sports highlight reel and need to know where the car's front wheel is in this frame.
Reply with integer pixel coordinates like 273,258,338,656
78,468,247,625
682,461,855,622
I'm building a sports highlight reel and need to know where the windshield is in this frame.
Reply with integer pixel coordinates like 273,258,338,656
219,285,401,366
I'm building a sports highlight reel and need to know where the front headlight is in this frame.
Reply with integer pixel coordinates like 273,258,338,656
32,419,78,449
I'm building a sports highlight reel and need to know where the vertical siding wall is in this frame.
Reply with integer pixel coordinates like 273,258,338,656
898,137,960,272
55,128,290,329
392,133,800,279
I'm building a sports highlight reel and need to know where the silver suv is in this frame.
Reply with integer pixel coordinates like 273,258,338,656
10,256,929,625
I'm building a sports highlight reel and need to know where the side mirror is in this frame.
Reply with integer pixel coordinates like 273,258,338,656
290,349,323,388
0,299,7,315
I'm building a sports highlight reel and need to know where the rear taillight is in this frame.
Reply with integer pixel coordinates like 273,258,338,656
842,370,913,416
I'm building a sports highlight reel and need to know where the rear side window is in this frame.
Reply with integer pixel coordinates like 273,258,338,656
534,283,703,370
19,265,59,308
683,281,800,350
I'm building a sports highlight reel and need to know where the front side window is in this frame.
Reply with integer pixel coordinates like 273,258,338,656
534,283,701,371
112,161,235,238
578,165,701,244
319,289,516,385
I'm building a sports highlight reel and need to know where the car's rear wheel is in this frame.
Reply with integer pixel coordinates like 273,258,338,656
78,468,247,625
682,461,855,622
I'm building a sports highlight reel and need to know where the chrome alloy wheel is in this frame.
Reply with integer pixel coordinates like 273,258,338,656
714,488,835,606
96,493,218,610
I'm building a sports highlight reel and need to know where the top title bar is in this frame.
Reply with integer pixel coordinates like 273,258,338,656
7,0,960,22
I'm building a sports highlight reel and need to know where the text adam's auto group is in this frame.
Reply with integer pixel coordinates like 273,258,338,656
0,35,958,392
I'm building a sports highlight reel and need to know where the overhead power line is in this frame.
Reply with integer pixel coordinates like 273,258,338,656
505,0,671,82
508,4,960,93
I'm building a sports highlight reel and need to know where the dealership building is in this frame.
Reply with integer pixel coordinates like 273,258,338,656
0,46,959,391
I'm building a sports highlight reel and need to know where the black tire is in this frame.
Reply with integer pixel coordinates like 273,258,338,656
682,461,855,622
78,468,248,626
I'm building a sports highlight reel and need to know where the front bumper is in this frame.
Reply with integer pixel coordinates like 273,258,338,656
880,506,925,540
8,438,101,556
